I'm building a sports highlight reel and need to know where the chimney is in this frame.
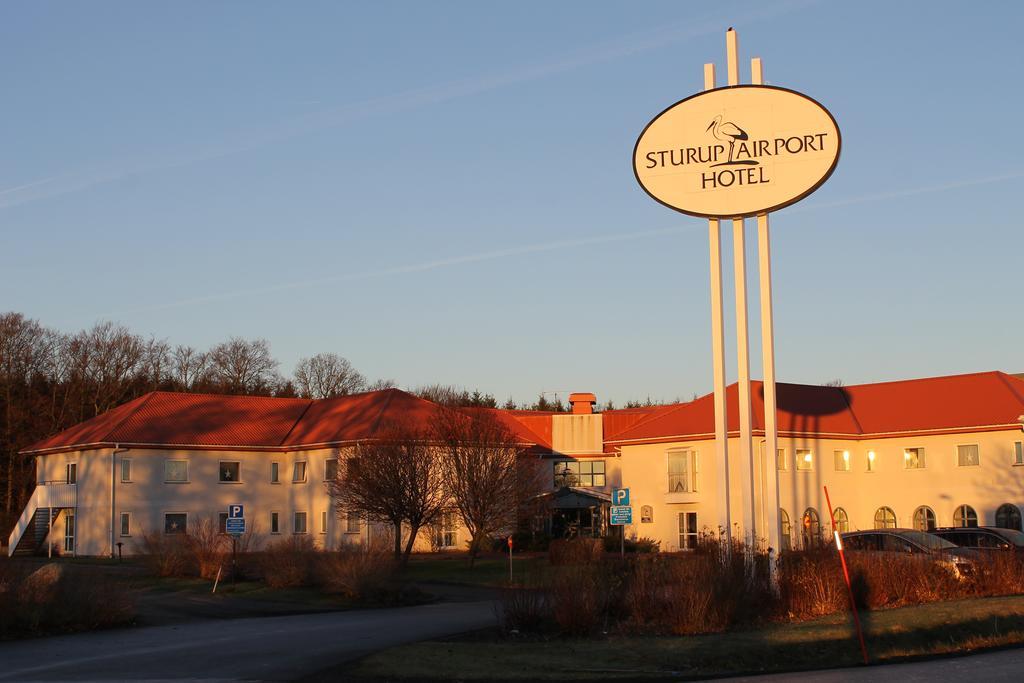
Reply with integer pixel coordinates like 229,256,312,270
569,392,597,415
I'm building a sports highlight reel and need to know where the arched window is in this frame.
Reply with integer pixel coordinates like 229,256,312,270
832,507,849,533
996,504,1022,531
780,509,791,551
801,508,821,547
954,505,978,528
874,506,897,529
913,506,936,531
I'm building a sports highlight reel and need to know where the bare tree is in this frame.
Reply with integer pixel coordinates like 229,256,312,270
171,345,208,391
78,322,146,415
0,313,47,514
141,338,171,391
294,352,366,399
432,408,529,564
329,420,446,564
366,378,397,391
206,337,278,394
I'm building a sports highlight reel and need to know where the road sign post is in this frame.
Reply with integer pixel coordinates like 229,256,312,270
610,492,633,559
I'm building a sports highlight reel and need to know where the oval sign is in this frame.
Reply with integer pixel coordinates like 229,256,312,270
633,85,840,219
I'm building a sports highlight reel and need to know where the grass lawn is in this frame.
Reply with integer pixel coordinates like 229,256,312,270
349,594,1024,680
398,553,547,587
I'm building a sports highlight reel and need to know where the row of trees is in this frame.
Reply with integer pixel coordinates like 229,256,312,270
0,311,571,534
331,408,543,564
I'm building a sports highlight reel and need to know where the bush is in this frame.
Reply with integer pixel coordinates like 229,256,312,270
258,536,317,587
499,586,550,633
549,538,603,565
188,516,230,580
603,535,661,554
0,563,134,639
313,542,396,600
134,530,191,577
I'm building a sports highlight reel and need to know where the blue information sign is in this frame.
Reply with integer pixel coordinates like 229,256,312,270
612,488,630,506
226,518,245,535
610,505,633,525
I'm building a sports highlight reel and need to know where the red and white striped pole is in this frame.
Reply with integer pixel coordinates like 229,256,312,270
824,485,869,665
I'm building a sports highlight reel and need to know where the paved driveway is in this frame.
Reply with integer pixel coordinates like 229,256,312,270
0,600,496,681
722,646,1024,682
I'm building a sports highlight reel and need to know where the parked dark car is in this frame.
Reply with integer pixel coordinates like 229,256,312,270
931,526,1024,552
840,529,978,577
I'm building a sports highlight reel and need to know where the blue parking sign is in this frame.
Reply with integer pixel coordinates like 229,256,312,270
228,504,244,519
612,488,630,506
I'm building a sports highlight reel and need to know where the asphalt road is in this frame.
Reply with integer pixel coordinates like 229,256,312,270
723,647,1024,682
0,600,496,682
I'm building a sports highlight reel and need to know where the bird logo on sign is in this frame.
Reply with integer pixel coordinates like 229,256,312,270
706,115,758,167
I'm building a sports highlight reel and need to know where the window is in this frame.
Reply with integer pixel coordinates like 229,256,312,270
904,447,925,469
874,506,896,529
271,512,280,534
913,506,936,531
66,462,77,484
780,509,792,551
957,444,980,467
294,511,307,534
866,450,876,472
834,450,851,472
346,510,361,533
293,461,307,483
996,504,1022,531
164,513,187,534
832,507,849,533
219,461,240,483
433,511,458,548
120,459,132,483
325,459,338,481
552,460,605,487
1016,442,1024,466
667,449,698,493
801,508,821,548
320,510,328,534
64,510,75,554
795,449,813,471
954,505,978,528
120,512,131,537
165,460,189,483
271,462,280,483
218,513,228,534
640,505,653,524
678,512,698,550
776,448,787,471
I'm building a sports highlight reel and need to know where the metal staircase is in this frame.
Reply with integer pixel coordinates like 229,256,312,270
7,483,77,557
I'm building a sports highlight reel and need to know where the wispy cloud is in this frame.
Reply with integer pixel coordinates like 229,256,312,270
787,170,1024,214
0,0,817,211
106,225,693,317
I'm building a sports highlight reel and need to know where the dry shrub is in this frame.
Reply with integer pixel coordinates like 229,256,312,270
971,552,1024,596
134,530,191,577
549,538,603,566
188,516,229,580
259,535,317,587
0,563,134,639
548,562,620,635
778,549,847,619
846,553,963,609
499,586,550,633
314,542,396,599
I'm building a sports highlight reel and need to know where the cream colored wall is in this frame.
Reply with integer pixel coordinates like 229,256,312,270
552,414,603,455
35,445,470,557
618,428,1024,552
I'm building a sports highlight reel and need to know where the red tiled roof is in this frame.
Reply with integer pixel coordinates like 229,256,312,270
283,390,443,446
23,389,487,454
607,371,1024,445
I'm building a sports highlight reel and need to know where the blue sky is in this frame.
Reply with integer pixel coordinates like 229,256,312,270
2,1,1023,405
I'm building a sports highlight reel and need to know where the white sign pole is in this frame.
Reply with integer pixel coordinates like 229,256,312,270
704,61,732,549
752,56,782,561
726,29,757,549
